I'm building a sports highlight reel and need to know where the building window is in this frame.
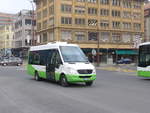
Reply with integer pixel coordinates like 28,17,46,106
100,0,109,5
75,32,86,41
49,17,54,26
133,13,141,20
25,19,31,25
37,12,41,20
122,33,131,43
49,6,54,15
133,1,141,9
112,21,120,29
43,20,47,29
88,32,98,41
112,0,121,6
61,17,72,24
122,11,131,19
48,0,54,3
87,0,97,3
123,0,131,8
112,33,121,43
61,30,72,41
133,23,141,31
88,19,97,26
100,9,109,16
43,33,47,42
100,20,109,29
43,9,47,18
37,1,41,9
43,0,47,6
75,18,85,25
49,31,54,41
123,22,131,30
133,34,142,44
88,8,97,15
100,32,110,42
75,6,85,14
112,10,121,17
61,4,72,13
37,23,41,30
76,0,86,2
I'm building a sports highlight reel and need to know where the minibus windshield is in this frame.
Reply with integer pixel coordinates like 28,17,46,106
60,46,88,63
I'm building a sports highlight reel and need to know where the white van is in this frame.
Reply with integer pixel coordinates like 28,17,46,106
27,42,96,86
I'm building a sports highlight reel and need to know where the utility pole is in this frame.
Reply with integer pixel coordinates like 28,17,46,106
97,22,100,66
29,0,35,46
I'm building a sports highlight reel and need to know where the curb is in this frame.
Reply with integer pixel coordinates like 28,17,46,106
96,66,136,73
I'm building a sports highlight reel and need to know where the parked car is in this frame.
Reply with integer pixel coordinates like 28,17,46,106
116,58,132,64
0,57,23,66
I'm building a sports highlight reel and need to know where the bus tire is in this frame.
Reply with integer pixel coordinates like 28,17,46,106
85,81,93,86
34,71,41,81
3,63,7,66
60,75,69,87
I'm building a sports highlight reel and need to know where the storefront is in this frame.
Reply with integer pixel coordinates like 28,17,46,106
115,50,138,63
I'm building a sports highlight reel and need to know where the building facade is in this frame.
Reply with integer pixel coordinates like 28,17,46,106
13,10,36,57
34,0,145,63
144,2,150,42
0,12,16,26
0,25,14,56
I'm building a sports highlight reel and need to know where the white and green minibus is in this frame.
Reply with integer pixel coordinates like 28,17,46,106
138,42,150,77
27,42,96,86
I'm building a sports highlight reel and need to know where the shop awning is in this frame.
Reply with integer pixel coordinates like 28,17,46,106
116,50,138,55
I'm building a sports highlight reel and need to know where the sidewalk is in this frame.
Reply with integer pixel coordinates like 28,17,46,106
95,63,137,73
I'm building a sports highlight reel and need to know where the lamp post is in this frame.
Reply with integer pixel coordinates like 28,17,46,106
97,22,100,66
28,0,35,46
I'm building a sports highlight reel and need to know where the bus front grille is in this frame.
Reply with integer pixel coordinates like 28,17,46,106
77,70,93,74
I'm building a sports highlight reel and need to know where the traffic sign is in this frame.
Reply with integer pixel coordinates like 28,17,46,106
92,49,96,56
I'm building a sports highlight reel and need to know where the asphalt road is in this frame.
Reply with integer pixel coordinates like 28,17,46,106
0,66,150,113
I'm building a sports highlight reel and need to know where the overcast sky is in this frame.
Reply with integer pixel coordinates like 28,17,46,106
0,0,150,14
0,0,34,14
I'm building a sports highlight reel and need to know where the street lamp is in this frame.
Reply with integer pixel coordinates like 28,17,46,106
97,22,100,66
28,0,35,46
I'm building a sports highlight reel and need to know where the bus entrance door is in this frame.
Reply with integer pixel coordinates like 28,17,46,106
46,50,57,81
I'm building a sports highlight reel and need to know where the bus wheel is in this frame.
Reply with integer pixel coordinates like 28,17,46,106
3,63,7,66
60,75,69,87
85,81,93,86
34,72,41,81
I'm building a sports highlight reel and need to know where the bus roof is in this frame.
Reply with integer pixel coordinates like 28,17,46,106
139,42,150,46
29,42,79,51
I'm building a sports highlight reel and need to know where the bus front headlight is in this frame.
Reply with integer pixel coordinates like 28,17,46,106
93,69,96,74
68,68,78,75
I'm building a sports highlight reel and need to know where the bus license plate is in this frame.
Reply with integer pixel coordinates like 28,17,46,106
84,78,89,80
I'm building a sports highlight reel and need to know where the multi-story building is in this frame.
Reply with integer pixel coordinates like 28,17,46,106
13,10,36,57
0,25,14,56
144,2,150,42
0,12,16,26
34,0,145,63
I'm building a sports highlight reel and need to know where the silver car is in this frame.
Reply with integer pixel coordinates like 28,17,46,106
0,57,23,66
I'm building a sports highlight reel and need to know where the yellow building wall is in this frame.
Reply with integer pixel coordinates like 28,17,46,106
35,0,144,49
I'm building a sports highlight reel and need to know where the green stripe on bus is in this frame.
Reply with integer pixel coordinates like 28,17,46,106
27,64,35,76
138,71,150,77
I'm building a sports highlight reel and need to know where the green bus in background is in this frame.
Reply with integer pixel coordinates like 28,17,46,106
138,42,150,77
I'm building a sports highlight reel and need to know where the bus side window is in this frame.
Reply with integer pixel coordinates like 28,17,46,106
49,50,62,67
29,52,34,64
55,51,62,65
34,53,40,65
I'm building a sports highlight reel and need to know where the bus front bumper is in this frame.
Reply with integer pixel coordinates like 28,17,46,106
66,74,96,83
